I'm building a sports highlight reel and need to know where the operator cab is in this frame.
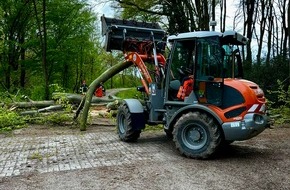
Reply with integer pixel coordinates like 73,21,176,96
166,31,247,106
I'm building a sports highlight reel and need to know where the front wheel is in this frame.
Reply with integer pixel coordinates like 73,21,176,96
164,128,173,139
173,111,222,159
117,104,141,142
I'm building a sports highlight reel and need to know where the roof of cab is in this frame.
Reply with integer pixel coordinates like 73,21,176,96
167,31,222,41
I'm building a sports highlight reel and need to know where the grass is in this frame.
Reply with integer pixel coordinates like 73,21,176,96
115,88,143,99
143,124,164,132
29,152,43,161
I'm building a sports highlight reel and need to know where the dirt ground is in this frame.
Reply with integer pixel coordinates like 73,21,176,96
0,117,289,190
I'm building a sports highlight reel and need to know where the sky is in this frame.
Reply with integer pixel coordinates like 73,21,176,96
90,1,115,18
91,1,239,32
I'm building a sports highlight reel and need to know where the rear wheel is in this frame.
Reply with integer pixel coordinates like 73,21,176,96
173,111,222,159
117,104,141,142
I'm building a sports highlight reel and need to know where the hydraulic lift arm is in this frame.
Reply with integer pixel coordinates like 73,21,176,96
101,15,166,94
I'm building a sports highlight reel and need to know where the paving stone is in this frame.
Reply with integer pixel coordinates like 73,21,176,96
0,130,173,178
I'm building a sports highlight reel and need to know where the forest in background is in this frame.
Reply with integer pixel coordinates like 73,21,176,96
0,0,289,107
0,0,140,101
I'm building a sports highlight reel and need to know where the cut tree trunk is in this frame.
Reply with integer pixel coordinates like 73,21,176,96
106,100,121,111
75,60,133,131
52,92,115,104
0,100,55,109
20,105,63,115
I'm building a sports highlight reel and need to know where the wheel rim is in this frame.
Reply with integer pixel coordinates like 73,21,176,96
118,113,127,134
181,123,207,150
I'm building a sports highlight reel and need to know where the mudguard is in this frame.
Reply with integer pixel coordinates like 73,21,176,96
123,99,145,130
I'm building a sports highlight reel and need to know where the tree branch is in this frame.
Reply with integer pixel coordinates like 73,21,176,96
115,0,169,16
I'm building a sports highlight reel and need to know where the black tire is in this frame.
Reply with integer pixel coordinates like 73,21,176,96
164,128,173,139
173,111,222,159
117,104,141,142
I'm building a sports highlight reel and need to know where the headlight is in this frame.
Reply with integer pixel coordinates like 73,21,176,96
254,87,264,96
253,114,264,124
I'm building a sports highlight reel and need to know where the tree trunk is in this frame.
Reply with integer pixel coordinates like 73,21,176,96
20,33,26,88
52,92,116,104
288,1,290,79
256,0,268,65
20,105,63,115
244,0,256,70
42,0,49,100
33,0,49,99
220,0,226,32
0,100,55,109
266,5,273,66
76,60,132,131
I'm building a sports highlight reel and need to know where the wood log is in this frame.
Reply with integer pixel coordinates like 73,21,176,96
106,100,121,111
76,60,133,131
2,100,55,109
108,95,122,100
20,105,63,115
52,92,114,104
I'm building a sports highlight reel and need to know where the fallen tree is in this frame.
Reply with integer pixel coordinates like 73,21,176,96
52,92,115,104
0,92,116,114
20,105,63,115
0,100,55,109
74,60,133,131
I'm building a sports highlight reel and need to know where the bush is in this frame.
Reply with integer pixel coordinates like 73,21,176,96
268,80,290,125
0,108,27,131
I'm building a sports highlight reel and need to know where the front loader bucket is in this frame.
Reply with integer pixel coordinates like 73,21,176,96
101,15,166,52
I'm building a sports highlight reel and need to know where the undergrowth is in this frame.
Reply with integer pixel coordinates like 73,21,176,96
0,108,27,132
267,80,290,125
115,88,143,99
26,112,73,125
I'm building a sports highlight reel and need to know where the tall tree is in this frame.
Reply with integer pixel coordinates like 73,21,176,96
243,0,257,69
32,0,49,99
113,0,212,33
288,0,290,79
0,0,103,99
0,0,32,90
219,0,226,32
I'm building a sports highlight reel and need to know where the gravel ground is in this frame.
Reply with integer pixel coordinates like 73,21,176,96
0,119,289,190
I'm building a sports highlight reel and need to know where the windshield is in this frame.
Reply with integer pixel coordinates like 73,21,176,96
222,44,243,78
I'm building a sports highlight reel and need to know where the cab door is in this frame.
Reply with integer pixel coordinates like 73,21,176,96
194,36,224,106
165,39,196,102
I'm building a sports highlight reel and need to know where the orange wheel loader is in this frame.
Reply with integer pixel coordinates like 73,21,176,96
101,16,269,159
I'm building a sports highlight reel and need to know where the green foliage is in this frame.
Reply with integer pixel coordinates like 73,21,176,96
27,112,72,126
0,92,15,103
0,0,103,97
0,108,27,132
119,0,162,22
30,85,46,101
267,80,290,125
53,96,73,112
45,113,72,125
49,83,65,93
115,88,143,99
244,55,289,96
